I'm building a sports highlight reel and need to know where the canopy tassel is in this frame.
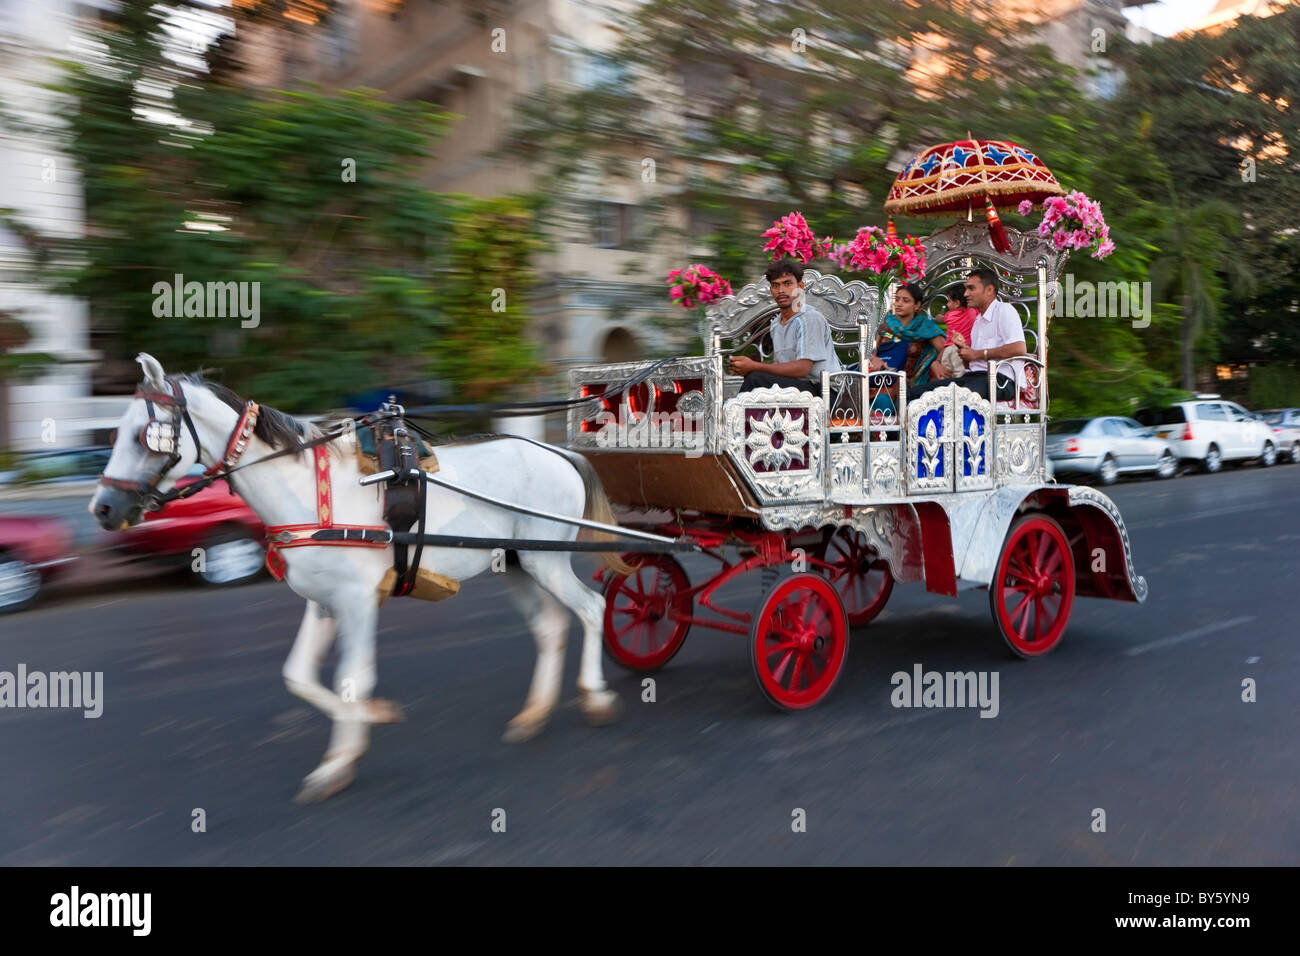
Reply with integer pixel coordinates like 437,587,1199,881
985,196,1011,254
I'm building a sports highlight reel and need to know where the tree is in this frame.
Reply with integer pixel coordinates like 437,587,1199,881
1116,5,1299,394
7,0,542,410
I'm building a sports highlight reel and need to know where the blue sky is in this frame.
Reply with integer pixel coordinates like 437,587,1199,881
1123,0,1219,36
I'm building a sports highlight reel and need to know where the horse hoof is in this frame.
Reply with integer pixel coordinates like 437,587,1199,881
502,714,549,744
580,690,623,727
293,762,356,805
365,698,404,724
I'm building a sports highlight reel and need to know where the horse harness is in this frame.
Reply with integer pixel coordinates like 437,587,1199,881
262,404,432,598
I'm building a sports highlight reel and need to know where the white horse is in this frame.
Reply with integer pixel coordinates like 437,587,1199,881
91,354,625,803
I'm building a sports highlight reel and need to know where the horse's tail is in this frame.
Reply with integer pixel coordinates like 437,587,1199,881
553,447,635,578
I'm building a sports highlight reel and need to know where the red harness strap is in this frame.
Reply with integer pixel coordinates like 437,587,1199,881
264,446,390,581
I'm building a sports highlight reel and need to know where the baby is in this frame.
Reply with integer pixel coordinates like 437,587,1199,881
939,285,979,377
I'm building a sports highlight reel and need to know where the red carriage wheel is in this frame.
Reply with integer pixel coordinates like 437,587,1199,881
822,527,894,626
989,514,1076,658
750,573,849,711
602,554,692,673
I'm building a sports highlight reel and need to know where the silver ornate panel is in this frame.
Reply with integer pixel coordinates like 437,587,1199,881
567,354,724,453
954,388,993,492
866,441,902,498
723,386,826,505
922,220,1068,289
905,388,953,494
830,444,863,497
1068,486,1149,603
994,424,1045,485
760,502,925,586
948,486,1044,586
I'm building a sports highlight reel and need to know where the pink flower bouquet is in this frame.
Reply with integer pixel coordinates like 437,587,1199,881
761,211,835,263
667,264,732,310
1028,191,1114,260
844,226,927,285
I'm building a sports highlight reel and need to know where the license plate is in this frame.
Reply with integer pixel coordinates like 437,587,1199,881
1156,430,1169,438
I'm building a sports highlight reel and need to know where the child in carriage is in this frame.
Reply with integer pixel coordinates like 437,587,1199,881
938,284,979,378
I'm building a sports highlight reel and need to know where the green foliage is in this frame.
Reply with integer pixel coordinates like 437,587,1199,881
432,195,546,403
1248,365,1300,409
10,0,541,411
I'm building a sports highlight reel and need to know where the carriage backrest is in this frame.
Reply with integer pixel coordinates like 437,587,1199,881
920,220,1069,362
703,270,881,367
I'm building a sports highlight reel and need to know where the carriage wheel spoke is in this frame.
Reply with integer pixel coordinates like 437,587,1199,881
614,619,643,642
1011,593,1033,635
1035,531,1052,569
789,653,805,690
770,649,795,683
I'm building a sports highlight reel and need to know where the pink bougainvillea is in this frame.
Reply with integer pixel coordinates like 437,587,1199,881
761,211,835,263
844,226,927,283
666,264,733,310
1032,191,1113,260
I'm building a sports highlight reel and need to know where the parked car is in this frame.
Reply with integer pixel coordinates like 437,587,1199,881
108,468,267,586
1255,409,1300,463
1135,397,1277,473
0,446,111,485
0,515,77,613
1046,416,1179,484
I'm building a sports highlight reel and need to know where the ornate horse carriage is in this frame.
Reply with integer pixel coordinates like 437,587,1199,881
567,220,1148,710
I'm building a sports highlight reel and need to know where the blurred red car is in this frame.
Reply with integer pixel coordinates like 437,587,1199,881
0,515,77,613
110,470,267,586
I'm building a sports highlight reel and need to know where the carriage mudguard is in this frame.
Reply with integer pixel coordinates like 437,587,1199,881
942,484,1147,602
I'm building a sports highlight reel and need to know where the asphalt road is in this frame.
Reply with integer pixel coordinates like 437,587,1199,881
2,464,1297,865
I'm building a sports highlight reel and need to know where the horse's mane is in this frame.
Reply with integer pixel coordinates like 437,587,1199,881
178,372,327,452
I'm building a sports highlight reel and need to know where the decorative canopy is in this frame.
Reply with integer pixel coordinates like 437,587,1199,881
884,139,1064,218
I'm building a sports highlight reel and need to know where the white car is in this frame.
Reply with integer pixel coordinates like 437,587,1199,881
1136,397,1278,473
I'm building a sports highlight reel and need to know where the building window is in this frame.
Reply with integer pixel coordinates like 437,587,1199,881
591,201,641,249
1092,63,1121,100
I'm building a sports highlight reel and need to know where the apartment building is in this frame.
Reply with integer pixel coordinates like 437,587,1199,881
0,0,105,450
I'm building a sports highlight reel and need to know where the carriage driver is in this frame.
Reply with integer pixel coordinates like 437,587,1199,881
729,258,841,396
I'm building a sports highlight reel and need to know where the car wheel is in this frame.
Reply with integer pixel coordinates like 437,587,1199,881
0,550,43,613
1291,441,1300,464
1156,450,1178,480
1097,454,1118,486
1203,444,1221,474
194,528,266,586
1261,442,1276,467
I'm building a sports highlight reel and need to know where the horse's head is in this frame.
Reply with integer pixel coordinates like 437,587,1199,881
89,353,207,530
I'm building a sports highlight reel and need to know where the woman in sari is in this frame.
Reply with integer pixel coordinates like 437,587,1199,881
866,282,949,416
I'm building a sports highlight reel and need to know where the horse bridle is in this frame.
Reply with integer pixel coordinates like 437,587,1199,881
98,377,261,513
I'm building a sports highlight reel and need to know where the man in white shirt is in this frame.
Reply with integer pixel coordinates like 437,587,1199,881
729,258,842,396
910,267,1025,401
